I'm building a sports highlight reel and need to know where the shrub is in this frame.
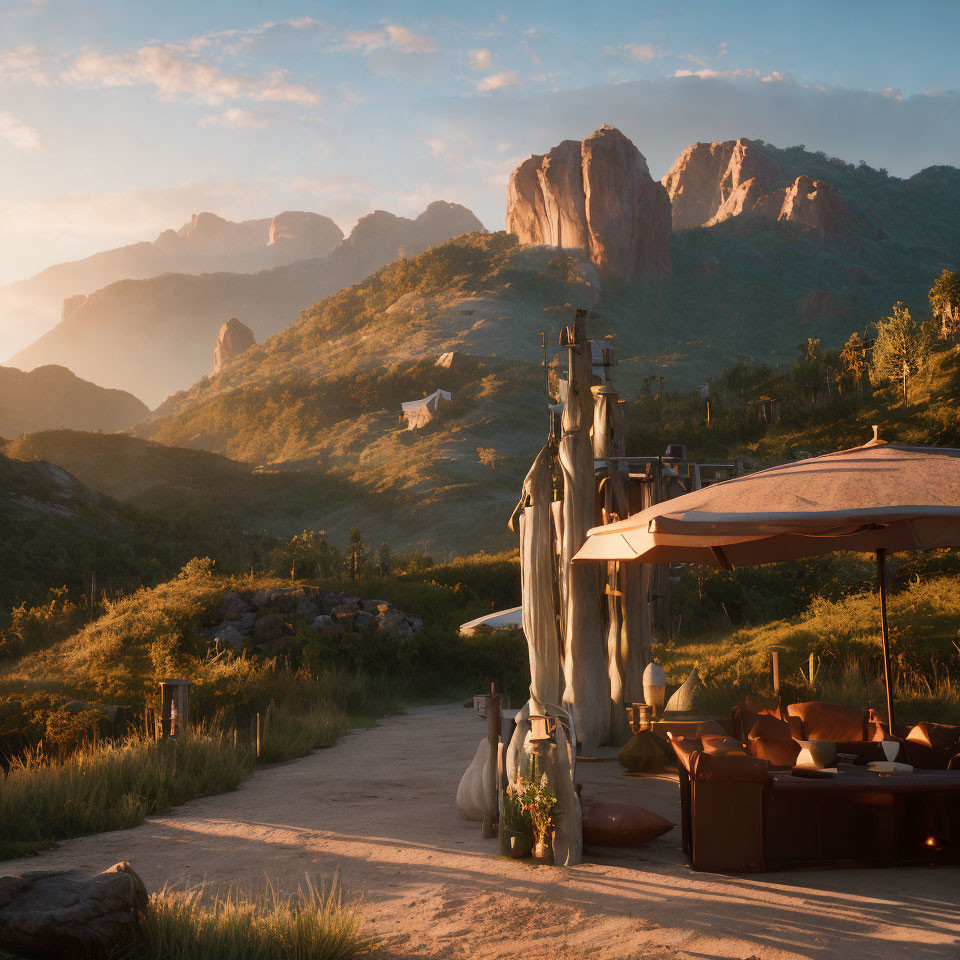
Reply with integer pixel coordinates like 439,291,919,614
0,587,85,659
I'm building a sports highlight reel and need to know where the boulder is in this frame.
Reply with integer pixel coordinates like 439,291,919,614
354,611,376,629
251,588,274,609
215,625,245,651
220,592,249,621
0,861,148,959
295,599,320,619
309,615,344,637
407,616,424,634
358,598,390,615
378,611,412,637
506,125,671,282
212,317,256,375
253,614,285,643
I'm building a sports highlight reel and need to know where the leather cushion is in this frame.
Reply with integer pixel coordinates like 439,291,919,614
749,734,800,768
701,735,749,757
746,713,799,767
581,799,673,847
906,721,960,750
787,701,867,741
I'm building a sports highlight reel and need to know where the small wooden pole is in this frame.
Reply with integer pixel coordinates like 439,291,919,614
256,712,262,759
771,650,781,693
482,682,500,838
808,653,816,686
232,725,238,749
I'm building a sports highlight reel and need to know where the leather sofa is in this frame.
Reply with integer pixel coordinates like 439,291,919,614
672,734,960,872
732,699,960,770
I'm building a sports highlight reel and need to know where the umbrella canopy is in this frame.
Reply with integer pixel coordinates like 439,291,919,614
574,437,960,727
575,440,960,569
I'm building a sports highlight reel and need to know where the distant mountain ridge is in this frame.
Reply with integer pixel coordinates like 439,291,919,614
0,210,345,359
0,364,148,438
10,201,485,405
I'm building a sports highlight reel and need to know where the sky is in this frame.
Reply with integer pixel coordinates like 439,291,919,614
1,0,959,285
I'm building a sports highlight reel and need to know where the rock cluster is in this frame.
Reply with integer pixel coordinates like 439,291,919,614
205,586,424,658
506,125,672,282
661,138,886,251
212,317,256,374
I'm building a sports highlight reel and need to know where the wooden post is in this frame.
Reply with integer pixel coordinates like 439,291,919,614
771,650,780,693
482,682,501,838
89,571,96,621
256,712,262,759
808,653,816,686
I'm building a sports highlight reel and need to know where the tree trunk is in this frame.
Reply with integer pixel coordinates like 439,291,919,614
559,312,609,750
519,448,563,707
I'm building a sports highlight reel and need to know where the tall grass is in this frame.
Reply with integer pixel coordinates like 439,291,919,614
662,574,960,723
0,728,248,860
122,874,367,960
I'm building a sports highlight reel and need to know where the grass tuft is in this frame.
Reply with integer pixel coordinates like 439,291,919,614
118,873,367,960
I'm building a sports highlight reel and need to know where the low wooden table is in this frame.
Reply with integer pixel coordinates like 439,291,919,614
763,765,960,868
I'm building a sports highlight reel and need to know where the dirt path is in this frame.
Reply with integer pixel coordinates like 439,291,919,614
4,704,959,959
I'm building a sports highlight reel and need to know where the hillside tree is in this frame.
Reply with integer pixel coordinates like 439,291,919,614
870,302,935,405
840,332,869,394
929,269,960,341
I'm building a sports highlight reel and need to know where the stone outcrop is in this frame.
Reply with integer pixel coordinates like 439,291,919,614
506,125,672,282
212,317,256,374
267,211,343,259
0,861,148,959
662,138,780,230
776,176,886,251
662,139,887,252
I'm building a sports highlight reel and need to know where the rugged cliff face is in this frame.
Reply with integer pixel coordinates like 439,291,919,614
662,138,780,230
506,125,672,282
662,138,886,251
212,318,256,375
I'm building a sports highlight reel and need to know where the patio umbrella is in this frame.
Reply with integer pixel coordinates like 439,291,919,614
574,434,960,726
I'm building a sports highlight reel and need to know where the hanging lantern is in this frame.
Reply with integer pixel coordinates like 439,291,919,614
642,663,666,716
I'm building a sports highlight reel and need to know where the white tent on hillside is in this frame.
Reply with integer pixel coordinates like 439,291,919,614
401,388,451,430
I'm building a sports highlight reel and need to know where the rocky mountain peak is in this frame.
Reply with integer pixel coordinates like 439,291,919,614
662,138,780,230
267,211,343,259
213,317,256,375
506,125,671,282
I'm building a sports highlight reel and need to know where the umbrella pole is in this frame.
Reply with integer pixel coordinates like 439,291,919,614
876,549,896,730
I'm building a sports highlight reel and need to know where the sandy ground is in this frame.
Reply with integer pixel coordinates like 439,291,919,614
3,704,959,959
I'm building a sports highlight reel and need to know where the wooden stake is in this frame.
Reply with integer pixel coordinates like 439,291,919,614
771,650,780,693
808,653,816,686
256,712,262,759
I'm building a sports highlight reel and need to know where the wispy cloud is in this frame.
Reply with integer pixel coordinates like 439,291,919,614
0,44,52,85
477,70,520,92
62,45,321,106
605,42,667,62
199,107,269,129
0,112,40,150
340,24,435,54
469,48,492,70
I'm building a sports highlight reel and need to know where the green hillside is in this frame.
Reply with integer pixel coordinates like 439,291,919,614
13,146,951,556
